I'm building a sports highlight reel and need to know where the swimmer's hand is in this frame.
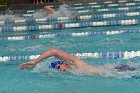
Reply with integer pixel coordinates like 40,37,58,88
20,62,36,69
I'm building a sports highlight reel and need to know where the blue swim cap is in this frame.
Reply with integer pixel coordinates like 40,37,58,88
50,60,63,69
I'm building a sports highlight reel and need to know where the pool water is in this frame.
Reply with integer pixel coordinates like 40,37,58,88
1,1,140,93
1,25,140,93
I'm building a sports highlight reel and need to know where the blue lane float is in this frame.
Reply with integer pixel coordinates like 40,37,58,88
0,18,139,32
21,5,140,18
0,3,139,19
0,51,140,62
55,5,140,11
68,0,139,4
70,3,140,10
71,1,140,7
1,29,140,41
14,2,140,14
23,2,140,14
0,11,139,25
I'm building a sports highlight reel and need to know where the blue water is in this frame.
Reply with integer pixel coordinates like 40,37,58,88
1,1,140,93
1,25,140,93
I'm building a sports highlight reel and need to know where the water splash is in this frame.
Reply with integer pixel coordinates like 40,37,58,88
33,9,48,18
101,62,140,79
55,4,72,17
0,8,24,20
32,62,51,73
33,4,72,18
5,8,14,15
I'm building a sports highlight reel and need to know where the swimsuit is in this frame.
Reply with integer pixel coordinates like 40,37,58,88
115,64,136,71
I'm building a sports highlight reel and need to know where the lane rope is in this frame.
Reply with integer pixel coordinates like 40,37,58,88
0,51,140,62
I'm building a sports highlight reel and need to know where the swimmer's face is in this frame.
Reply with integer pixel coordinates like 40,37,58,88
56,62,71,72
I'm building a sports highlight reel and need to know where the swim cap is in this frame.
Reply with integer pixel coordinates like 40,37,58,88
50,60,63,69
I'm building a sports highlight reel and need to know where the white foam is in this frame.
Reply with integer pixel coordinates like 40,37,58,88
32,62,51,73
33,9,48,18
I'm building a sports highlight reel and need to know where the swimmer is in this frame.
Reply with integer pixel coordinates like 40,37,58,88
20,48,136,75
20,48,102,74
43,6,56,15
43,5,71,16
33,5,71,18
33,6,56,18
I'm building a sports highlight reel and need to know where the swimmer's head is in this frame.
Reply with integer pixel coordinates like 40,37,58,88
50,60,71,71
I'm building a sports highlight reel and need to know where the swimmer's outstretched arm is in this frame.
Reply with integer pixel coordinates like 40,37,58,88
20,48,82,69
43,6,56,15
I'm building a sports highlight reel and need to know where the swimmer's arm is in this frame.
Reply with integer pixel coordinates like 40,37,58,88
51,48,82,63
32,48,82,64
44,6,55,14
20,48,83,69
54,49,99,72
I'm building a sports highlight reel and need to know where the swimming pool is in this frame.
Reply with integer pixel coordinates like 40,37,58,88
1,0,140,93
